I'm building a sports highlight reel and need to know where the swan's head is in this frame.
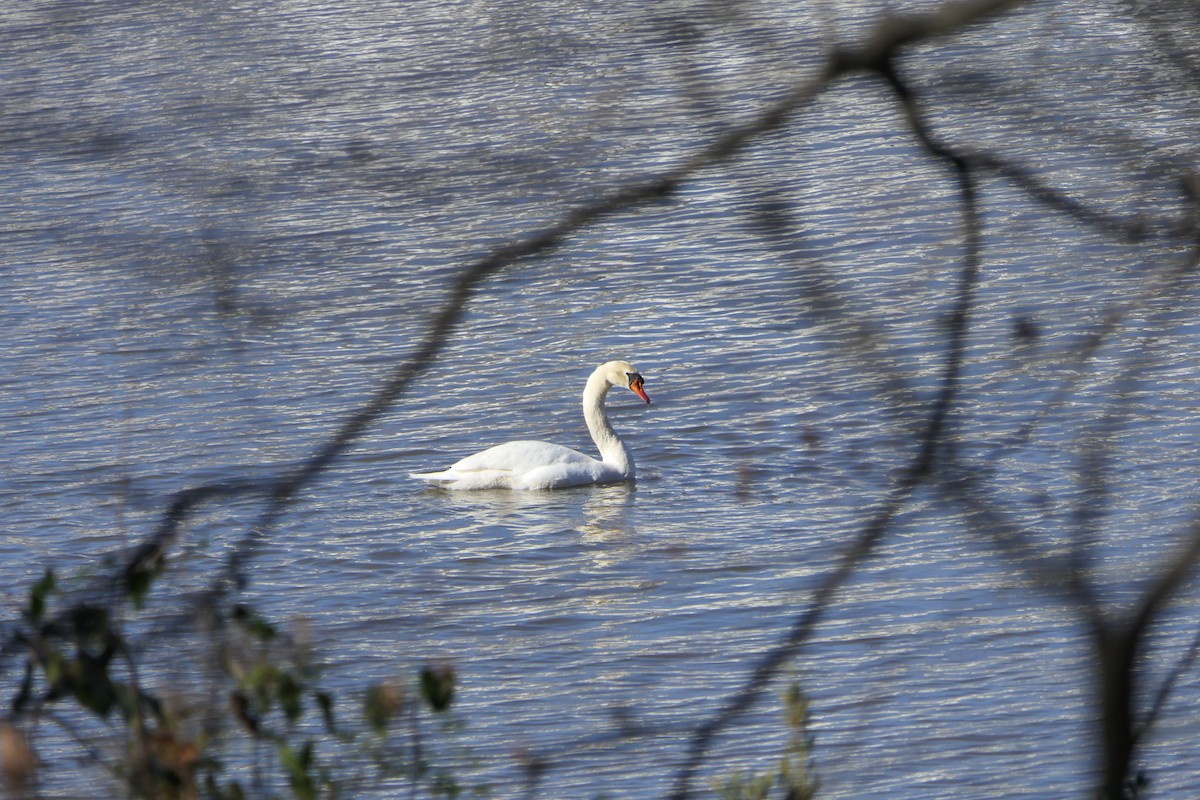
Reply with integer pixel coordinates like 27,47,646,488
599,360,651,405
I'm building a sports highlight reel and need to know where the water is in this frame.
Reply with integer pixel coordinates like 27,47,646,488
4,1,1200,797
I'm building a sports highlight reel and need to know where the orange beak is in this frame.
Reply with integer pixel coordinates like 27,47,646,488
630,376,651,405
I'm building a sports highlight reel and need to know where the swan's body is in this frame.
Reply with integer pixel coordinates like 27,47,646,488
410,361,650,490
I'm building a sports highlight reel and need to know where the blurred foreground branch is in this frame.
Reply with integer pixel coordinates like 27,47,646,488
5,0,1200,798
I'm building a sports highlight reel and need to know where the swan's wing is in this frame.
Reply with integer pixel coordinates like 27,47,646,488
411,441,612,490
447,440,596,472
409,468,518,490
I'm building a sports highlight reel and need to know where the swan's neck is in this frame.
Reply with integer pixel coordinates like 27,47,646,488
583,372,634,477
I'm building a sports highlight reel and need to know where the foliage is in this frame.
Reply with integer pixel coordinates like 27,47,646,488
710,679,819,800
5,1,1200,798
6,570,475,799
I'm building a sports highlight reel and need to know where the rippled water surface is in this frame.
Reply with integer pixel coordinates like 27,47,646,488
5,1,1200,798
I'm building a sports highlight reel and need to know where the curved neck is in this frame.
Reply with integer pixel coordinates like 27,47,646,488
583,371,634,477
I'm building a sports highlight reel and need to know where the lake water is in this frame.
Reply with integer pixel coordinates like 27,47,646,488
4,1,1200,797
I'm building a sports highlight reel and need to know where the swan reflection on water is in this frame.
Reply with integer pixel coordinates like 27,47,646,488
423,482,638,544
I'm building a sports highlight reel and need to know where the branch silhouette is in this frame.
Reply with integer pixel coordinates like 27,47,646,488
14,0,1032,638
6,0,1200,798
662,1,1200,797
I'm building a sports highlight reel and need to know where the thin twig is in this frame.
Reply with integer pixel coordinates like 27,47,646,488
667,8,999,791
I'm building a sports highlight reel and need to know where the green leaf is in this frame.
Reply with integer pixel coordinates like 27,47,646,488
43,649,66,698
232,604,276,640
72,652,117,717
27,569,55,624
315,691,336,734
70,605,111,641
126,562,156,610
364,682,399,733
13,661,33,714
277,741,316,800
278,672,303,723
246,664,279,708
420,664,455,712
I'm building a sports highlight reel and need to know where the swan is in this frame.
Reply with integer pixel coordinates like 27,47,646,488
410,360,651,490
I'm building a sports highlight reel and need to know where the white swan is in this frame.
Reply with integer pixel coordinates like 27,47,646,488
410,360,651,490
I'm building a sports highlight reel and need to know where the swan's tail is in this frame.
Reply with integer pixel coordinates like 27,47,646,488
409,471,454,483
409,468,518,490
